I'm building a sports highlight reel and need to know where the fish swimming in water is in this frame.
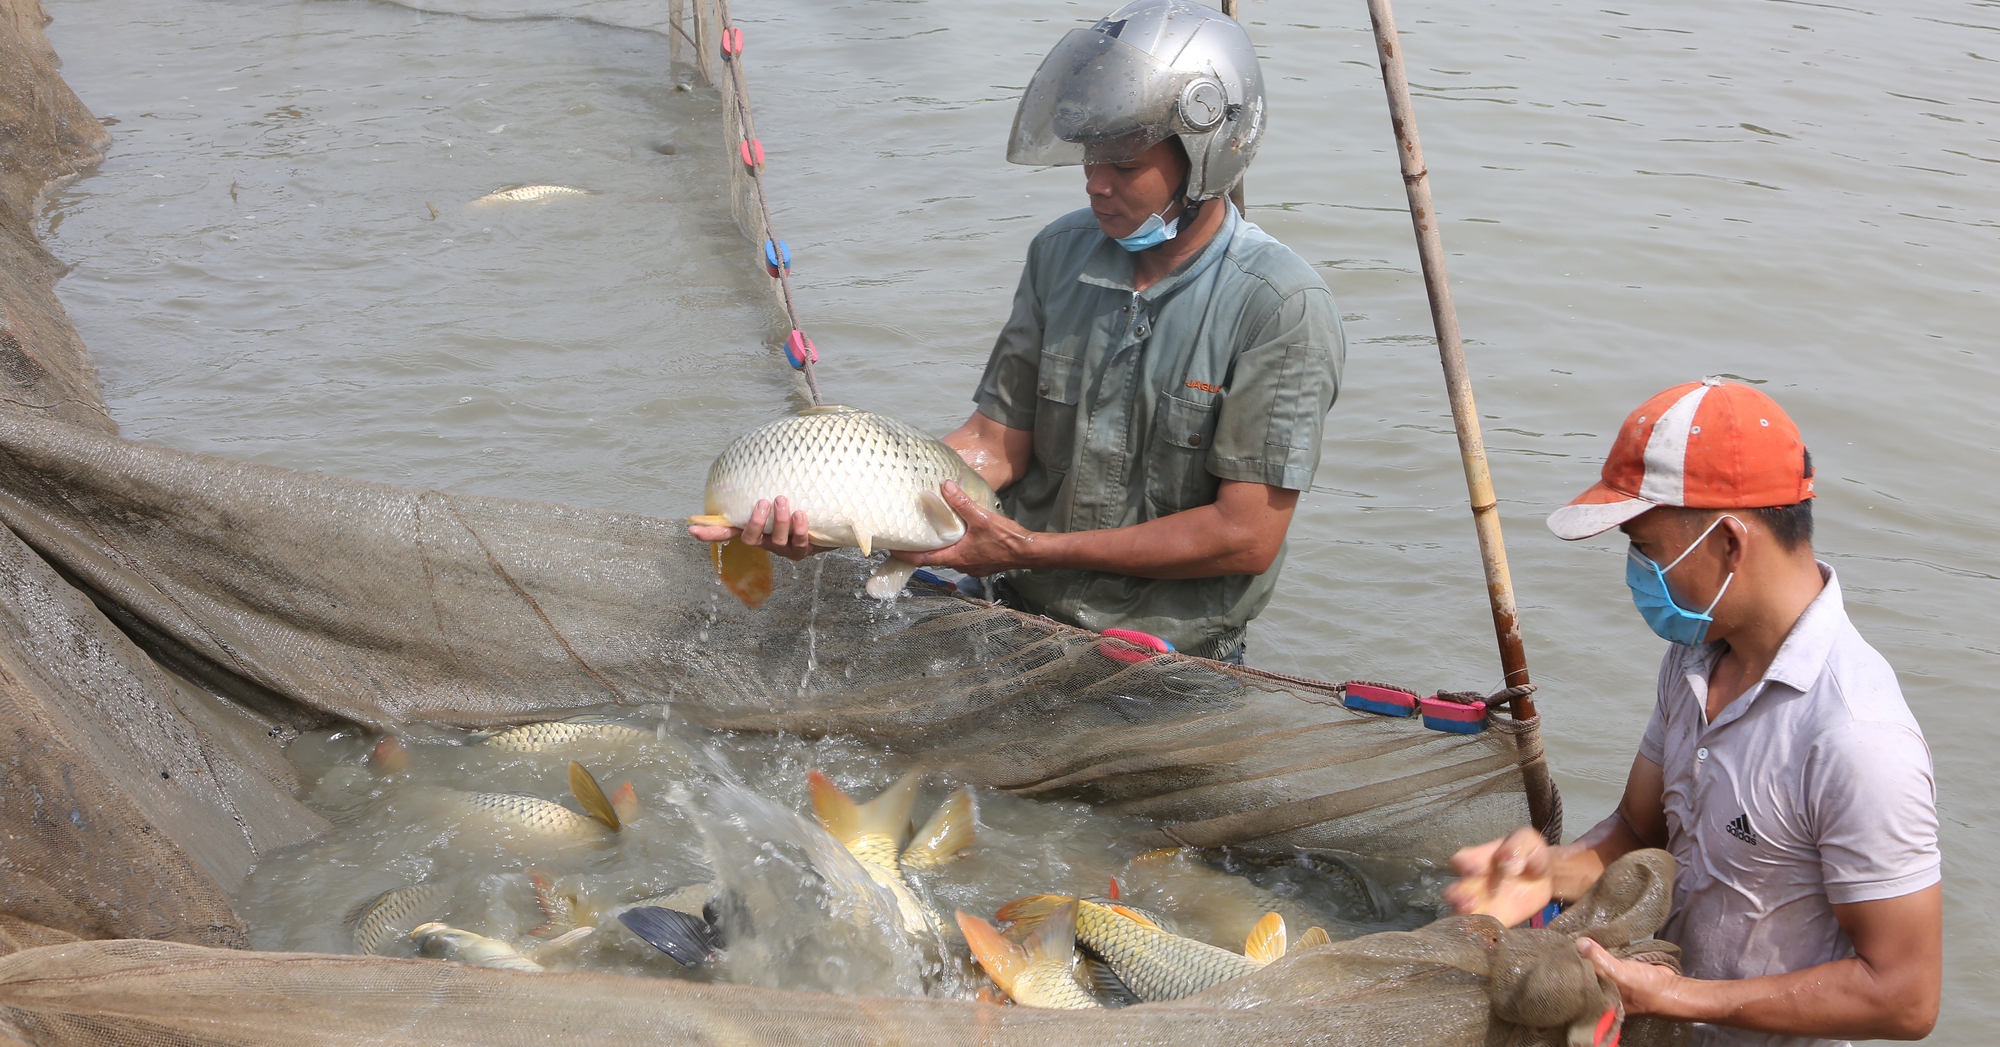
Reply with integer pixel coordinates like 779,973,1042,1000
480,716,656,753
409,921,589,971
471,184,598,205
958,901,1101,1009
524,868,723,967
444,761,634,842
1118,847,1352,950
346,882,449,955
806,769,976,939
689,405,1002,606
996,894,1290,1002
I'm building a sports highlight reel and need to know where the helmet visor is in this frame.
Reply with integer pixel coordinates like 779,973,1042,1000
1008,27,1191,167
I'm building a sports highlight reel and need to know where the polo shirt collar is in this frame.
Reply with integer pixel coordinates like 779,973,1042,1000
1688,561,1840,730
1077,199,1241,299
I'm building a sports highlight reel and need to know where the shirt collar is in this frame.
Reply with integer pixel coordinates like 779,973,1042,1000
1077,199,1240,298
1684,561,1841,727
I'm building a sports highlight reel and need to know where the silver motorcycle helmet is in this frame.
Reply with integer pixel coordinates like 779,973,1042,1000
1008,0,1265,202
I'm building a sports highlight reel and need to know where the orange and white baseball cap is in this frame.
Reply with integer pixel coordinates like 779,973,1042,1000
1547,377,1815,541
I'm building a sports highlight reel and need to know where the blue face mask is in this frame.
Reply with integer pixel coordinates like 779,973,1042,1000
1626,515,1737,646
1113,210,1181,252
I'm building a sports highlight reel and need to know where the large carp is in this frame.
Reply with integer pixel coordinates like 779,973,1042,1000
690,405,1000,606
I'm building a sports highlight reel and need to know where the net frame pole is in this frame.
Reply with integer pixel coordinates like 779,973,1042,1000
1364,0,1537,724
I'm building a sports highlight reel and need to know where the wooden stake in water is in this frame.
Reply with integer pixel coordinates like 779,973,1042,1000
1363,0,1538,725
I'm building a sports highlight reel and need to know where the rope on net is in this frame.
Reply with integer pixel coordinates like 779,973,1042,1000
710,0,823,405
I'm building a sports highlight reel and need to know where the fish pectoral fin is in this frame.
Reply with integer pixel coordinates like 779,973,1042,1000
714,537,773,608
917,488,966,543
901,786,976,870
1080,954,1141,1007
856,531,873,557
865,559,919,600
1293,926,1332,951
956,910,1027,993
617,906,720,967
687,514,733,527
568,761,621,832
1243,911,1287,965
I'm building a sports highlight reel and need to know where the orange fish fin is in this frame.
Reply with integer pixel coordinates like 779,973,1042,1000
525,867,576,938
1024,900,1081,967
610,781,641,824
369,735,409,774
1294,926,1331,951
1244,911,1286,964
956,910,1026,993
1103,903,1163,931
687,514,732,527
993,893,1073,939
714,538,773,608
901,786,975,870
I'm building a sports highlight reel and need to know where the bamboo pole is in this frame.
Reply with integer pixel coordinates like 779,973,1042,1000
1363,0,1537,724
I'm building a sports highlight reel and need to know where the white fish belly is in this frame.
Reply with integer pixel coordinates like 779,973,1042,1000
703,407,996,553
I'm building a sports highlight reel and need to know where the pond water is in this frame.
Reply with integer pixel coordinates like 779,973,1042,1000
39,0,2000,1035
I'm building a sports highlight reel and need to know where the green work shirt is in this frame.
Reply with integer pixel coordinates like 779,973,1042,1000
973,203,1344,658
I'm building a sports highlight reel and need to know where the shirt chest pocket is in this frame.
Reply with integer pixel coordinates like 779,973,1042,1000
1144,391,1222,515
1032,350,1083,472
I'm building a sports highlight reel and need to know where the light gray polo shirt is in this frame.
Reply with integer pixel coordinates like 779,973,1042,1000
1639,565,1939,1047
973,202,1344,657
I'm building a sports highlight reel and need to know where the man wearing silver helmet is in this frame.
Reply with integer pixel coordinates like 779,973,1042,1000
882,0,1346,661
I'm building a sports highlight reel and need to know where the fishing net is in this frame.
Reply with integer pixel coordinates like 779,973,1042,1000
0,1,1677,1044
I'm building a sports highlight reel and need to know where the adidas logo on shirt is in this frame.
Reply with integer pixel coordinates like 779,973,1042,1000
1726,813,1760,846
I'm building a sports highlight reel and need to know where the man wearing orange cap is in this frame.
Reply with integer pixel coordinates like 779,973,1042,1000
1446,378,1941,1046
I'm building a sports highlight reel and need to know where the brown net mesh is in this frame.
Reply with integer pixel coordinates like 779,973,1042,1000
0,1,1671,1044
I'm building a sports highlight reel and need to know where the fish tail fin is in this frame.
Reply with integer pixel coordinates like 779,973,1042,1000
901,786,976,870
609,781,641,823
993,893,1074,938
525,867,578,938
618,906,720,967
1244,911,1287,965
864,558,919,599
714,537,773,608
568,761,621,831
1294,926,1332,951
956,910,1026,994
1024,899,1081,968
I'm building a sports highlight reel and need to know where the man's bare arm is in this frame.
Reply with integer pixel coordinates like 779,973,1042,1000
1444,755,1667,924
897,476,1297,579
941,411,1033,493
1583,884,1941,1040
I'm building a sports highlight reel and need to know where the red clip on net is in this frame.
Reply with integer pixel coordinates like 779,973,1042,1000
720,27,744,58
785,330,817,369
740,139,764,168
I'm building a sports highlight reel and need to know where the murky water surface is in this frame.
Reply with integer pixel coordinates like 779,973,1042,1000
38,0,2000,1034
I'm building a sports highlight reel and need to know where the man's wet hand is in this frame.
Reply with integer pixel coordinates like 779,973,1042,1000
895,481,1036,576
1444,826,1559,927
687,497,827,561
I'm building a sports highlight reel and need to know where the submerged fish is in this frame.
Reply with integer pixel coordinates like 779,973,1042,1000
958,902,1101,1010
689,405,1001,606
525,868,722,967
410,921,549,971
346,882,449,955
1119,847,1340,949
996,895,1288,1002
445,761,631,842
806,769,976,939
471,184,597,205
481,716,655,753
